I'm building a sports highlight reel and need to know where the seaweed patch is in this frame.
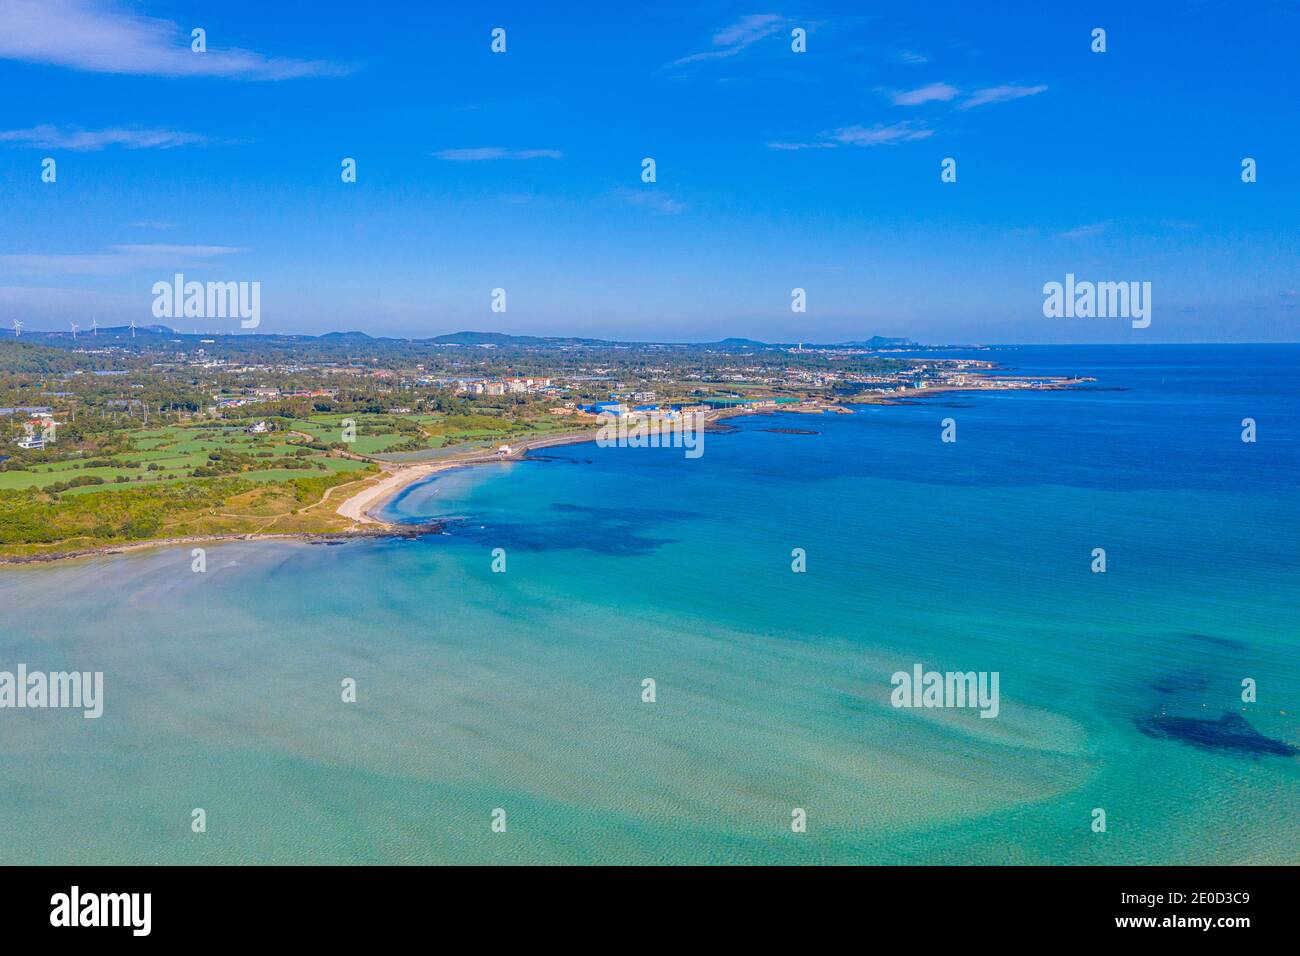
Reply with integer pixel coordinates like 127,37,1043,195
1137,711,1297,757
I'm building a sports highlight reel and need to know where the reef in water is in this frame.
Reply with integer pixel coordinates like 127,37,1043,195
1137,711,1298,757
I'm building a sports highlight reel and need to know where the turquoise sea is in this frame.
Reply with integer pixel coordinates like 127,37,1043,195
1,345,1298,864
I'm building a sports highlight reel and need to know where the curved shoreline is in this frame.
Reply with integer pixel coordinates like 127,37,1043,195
335,428,603,526
329,407,797,526
0,430,603,567
0,399,927,565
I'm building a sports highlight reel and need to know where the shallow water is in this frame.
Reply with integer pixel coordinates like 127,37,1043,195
2,345,1297,863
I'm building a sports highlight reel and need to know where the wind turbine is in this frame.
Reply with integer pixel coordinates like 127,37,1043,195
11,318,21,337
129,317,136,339
91,318,98,336
70,321,78,340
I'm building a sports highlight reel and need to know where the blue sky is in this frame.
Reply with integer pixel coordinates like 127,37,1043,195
0,0,1296,343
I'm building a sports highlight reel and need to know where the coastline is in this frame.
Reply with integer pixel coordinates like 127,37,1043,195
4,350,1295,864
330,377,1092,522
0,523,443,566
0,384,1076,566
0,429,604,567
335,427,606,525
327,404,824,526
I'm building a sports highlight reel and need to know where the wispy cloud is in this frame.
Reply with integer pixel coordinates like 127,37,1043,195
776,78,1044,155
766,141,838,151
1058,221,1110,240
0,244,244,277
114,244,242,256
769,120,933,152
0,125,212,150
897,50,928,64
0,0,346,79
674,13,784,65
959,83,1048,109
829,122,933,146
891,82,959,106
432,148,563,161
616,189,686,215
714,14,784,47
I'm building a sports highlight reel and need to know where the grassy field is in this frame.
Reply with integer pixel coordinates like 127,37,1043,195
0,467,378,559
0,410,585,557
280,414,427,455
284,411,576,456
0,410,578,497
0,423,370,494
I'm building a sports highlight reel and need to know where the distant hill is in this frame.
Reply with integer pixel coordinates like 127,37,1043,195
699,335,919,349
317,331,374,342
429,331,617,347
839,336,917,348
3,327,920,352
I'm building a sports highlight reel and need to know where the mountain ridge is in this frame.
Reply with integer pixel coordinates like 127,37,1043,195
3,327,920,351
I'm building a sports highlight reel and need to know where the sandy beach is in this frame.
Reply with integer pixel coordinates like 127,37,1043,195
328,407,813,525
0,429,604,565
335,462,453,525
0,396,1033,565
334,428,601,526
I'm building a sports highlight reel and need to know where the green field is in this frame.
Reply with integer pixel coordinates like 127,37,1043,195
280,414,429,455
284,412,575,456
0,423,369,494
0,407,590,557
0,410,580,498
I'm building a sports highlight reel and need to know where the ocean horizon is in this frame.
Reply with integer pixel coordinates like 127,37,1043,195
2,343,1297,865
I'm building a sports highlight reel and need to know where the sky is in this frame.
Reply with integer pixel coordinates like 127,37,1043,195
0,0,1296,344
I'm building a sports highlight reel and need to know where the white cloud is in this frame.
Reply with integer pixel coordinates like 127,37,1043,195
617,189,686,215
775,79,1048,156
0,0,345,79
891,82,959,106
766,141,838,151
898,50,928,64
959,84,1048,109
829,122,933,146
713,13,784,47
674,13,784,65
0,244,244,277
113,244,242,256
1057,222,1110,240
769,121,933,152
432,148,563,161
0,125,211,150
